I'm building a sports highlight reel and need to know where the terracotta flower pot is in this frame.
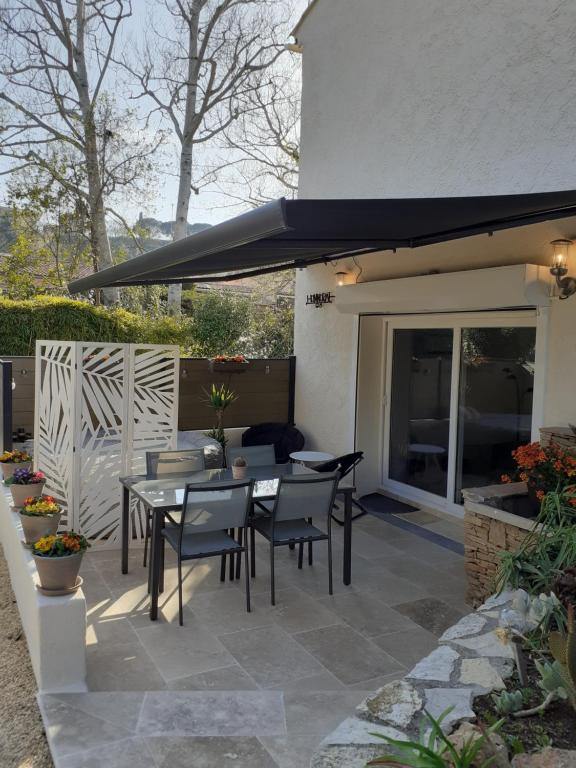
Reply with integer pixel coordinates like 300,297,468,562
232,465,247,479
33,551,83,591
1,461,32,480
10,482,46,509
19,512,61,545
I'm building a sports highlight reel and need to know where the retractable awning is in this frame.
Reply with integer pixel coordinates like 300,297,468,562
68,191,576,292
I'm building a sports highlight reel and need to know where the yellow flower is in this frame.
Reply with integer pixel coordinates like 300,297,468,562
34,535,56,554
494,627,512,646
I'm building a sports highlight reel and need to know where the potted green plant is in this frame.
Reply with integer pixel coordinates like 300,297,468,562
5,468,46,508
232,456,248,479
32,531,89,592
0,449,33,480
20,495,61,545
203,382,238,456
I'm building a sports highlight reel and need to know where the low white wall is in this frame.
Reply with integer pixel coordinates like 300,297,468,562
0,488,87,693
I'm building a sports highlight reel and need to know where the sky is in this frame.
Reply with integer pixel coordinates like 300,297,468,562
0,0,310,230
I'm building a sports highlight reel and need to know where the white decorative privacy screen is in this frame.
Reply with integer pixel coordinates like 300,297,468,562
34,341,179,547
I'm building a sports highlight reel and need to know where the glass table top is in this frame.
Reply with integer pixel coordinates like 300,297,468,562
121,463,353,509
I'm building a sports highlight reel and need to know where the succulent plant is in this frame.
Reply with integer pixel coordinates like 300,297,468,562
232,456,247,467
534,605,576,711
491,690,524,715
500,589,560,632
553,566,576,610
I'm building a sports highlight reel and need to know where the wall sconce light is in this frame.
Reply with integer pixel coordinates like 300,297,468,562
335,271,350,287
550,239,576,299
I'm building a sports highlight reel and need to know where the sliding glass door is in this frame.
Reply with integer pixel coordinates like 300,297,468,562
384,315,537,508
455,327,535,501
389,329,453,496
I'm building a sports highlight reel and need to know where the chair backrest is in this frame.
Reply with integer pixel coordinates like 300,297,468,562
241,422,305,463
181,480,254,534
314,452,364,479
273,473,339,523
227,444,276,467
146,449,205,479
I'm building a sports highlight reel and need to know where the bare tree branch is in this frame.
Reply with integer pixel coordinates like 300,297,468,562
119,0,293,313
0,0,162,304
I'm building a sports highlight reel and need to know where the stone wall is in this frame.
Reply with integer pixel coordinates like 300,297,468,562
463,483,538,606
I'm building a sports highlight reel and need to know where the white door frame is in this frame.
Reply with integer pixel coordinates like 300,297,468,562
379,309,546,516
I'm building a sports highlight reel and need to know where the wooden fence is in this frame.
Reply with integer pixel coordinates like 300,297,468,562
179,358,295,430
1,356,296,438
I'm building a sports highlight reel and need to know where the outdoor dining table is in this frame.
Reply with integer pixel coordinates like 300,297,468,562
119,463,356,621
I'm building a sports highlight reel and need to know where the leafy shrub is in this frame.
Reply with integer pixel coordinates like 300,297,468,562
0,296,193,355
496,491,576,595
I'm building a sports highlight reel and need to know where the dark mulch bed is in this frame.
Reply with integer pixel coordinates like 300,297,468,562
474,661,576,754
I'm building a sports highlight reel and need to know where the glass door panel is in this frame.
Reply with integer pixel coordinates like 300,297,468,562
389,329,453,496
455,327,536,502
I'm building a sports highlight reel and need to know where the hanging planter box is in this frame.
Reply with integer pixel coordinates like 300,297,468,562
208,358,251,374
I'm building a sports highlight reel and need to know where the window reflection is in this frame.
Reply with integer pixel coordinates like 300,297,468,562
456,327,535,502
389,329,453,496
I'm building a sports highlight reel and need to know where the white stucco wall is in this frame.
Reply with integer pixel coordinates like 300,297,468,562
294,0,576,466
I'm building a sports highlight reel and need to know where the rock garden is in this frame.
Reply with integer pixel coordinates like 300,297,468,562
312,483,576,768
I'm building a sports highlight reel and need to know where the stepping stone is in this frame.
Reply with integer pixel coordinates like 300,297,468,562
423,688,475,732
407,646,460,682
459,658,505,691
440,614,487,641
478,591,514,611
322,717,407,746
451,630,514,659
357,680,422,729
311,744,393,768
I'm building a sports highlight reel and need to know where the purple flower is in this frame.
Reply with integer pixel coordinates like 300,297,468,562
11,468,43,485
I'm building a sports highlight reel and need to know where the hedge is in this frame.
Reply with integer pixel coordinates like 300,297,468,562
0,296,193,356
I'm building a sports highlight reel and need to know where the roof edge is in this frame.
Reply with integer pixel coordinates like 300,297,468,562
292,0,321,40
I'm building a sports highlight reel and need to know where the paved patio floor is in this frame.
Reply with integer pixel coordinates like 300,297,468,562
39,506,468,767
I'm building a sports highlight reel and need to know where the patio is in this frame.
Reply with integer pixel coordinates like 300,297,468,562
39,505,467,767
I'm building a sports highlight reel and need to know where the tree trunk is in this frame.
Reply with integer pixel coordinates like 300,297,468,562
74,0,118,305
167,0,202,316
168,142,194,313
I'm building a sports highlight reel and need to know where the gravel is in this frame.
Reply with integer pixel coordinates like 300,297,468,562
0,544,53,768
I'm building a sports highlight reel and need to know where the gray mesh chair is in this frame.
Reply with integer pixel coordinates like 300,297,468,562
227,443,277,577
162,479,255,625
227,444,276,467
252,473,339,605
143,449,206,567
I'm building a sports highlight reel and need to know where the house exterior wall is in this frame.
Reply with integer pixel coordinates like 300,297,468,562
294,0,576,469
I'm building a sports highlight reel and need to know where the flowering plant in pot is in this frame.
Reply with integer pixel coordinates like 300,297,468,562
5,469,46,508
209,354,250,374
33,532,89,592
20,495,61,545
0,449,32,480
501,442,576,508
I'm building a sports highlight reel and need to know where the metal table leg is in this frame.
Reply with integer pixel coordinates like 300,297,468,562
343,490,353,586
121,485,130,574
149,509,162,620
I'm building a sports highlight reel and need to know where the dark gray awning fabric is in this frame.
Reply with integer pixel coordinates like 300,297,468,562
68,191,576,292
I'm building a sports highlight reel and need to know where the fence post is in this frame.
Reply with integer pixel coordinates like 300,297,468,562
288,355,296,425
0,360,13,453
